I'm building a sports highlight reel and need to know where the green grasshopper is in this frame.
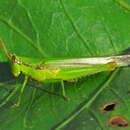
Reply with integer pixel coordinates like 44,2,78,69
0,39,130,106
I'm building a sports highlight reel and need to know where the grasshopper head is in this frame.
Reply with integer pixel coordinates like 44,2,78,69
0,40,21,77
9,54,21,77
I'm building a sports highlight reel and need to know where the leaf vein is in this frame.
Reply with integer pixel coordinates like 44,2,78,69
0,17,47,57
59,0,94,56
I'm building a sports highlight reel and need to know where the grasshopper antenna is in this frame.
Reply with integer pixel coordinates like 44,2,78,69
0,39,11,59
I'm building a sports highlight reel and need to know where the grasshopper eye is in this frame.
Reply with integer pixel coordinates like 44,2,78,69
12,55,17,63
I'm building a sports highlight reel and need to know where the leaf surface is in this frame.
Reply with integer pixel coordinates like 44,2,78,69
0,0,130,130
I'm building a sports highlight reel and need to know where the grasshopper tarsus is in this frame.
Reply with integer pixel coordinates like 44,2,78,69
63,96,70,101
11,102,20,108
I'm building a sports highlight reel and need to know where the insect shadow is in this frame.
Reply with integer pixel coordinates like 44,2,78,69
0,62,15,82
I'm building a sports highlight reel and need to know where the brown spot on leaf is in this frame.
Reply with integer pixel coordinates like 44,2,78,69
109,116,129,127
100,102,117,112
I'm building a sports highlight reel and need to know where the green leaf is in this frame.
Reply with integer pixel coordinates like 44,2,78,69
0,0,130,130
